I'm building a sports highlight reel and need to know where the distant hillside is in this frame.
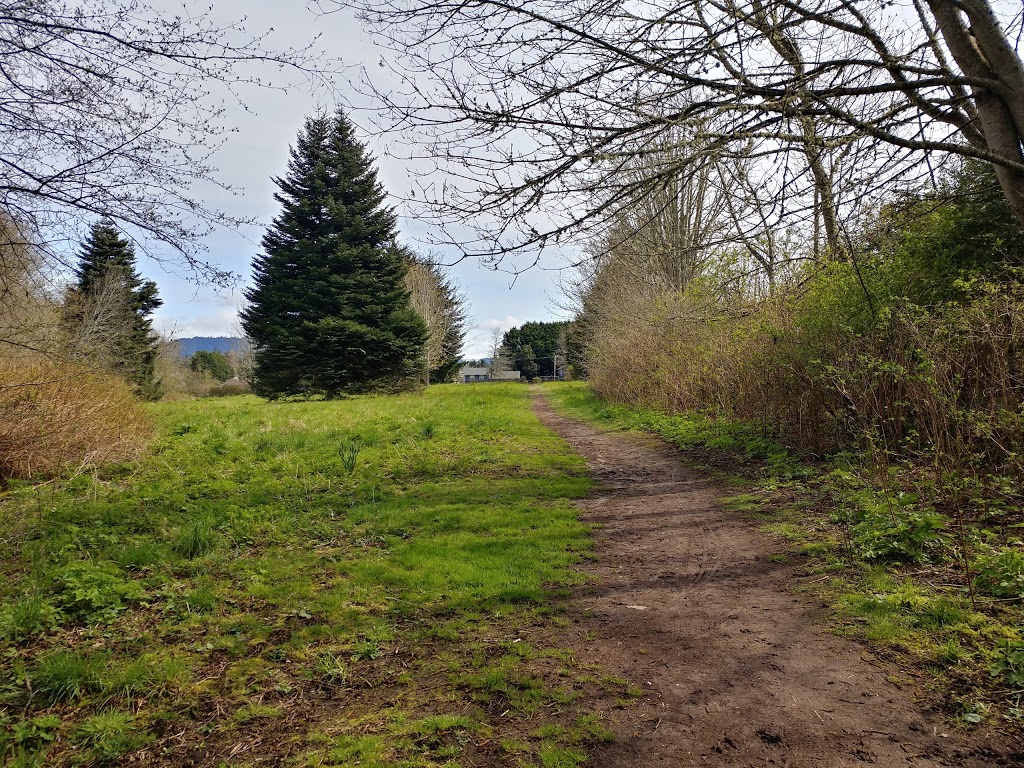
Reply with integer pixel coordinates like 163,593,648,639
175,336,246,357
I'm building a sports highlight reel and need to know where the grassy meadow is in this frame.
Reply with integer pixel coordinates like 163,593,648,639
0,384,630,767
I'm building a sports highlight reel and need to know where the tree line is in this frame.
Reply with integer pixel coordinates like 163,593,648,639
0,0,470,479
497,322,570,381
16,106,466,409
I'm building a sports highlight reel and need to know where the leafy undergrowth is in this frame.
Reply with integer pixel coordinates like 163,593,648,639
544,382,1024,736
0,383,629,767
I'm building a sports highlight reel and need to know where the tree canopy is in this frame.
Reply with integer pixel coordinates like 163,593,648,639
0,1,338,278
241,110,426,398
350,0,1024,263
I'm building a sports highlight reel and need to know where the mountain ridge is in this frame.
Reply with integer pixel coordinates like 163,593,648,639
174,336,246,357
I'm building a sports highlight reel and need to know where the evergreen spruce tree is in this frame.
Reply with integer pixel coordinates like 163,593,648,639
68,222,163,398
241,109,426,397
190,350,234,382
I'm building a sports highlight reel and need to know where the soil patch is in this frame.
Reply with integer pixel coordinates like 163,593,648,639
533,393,1018,767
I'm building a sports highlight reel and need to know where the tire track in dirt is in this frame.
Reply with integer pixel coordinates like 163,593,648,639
533,394,1017,767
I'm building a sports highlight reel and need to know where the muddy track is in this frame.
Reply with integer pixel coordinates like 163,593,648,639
532,394,1017,768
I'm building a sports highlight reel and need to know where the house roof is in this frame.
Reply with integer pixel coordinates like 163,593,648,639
493,371,521,380
460,367,490,376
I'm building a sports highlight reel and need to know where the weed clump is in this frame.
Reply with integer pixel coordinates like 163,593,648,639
338,437,361,474
31,651,106,704
972,545,1024,600
0,597,59,643
72,710,152,764
172,518,219,558
51,562,145,623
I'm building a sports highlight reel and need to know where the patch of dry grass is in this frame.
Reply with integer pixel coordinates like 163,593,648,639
0,358,152,480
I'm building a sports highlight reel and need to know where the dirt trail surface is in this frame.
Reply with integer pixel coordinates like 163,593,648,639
532,394,1017,767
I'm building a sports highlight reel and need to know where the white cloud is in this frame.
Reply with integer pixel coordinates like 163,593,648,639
463,315,523,359
480,315,522,332
156,305,242,339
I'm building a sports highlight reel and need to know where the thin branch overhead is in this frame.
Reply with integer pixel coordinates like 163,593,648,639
0,0,343,281
342,0,1024,263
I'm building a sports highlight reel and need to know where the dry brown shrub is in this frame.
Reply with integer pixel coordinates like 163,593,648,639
824,284,1024,476
0,212,155,481
207,378,251,397
584,287,837,448
0,358,152,480
584,272,1024,473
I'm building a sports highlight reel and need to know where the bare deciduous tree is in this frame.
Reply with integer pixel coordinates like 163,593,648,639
606,136,731,294
488,326,511,378
0,214,61,359
404,252,467,384
347,0,1024,260
0,0,338,279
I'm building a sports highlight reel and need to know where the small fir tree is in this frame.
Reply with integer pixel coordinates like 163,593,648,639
241,109,426,397
190,350,234,382
67,222,163,398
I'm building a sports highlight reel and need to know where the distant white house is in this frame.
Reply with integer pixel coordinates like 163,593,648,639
458,366,522,383
460,366,491,382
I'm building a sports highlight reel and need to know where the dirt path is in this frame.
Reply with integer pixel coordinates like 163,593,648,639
532,394,1015,767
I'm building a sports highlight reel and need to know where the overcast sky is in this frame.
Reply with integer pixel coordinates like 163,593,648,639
143,0,573,358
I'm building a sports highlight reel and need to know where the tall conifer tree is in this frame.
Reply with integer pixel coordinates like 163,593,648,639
241,109,426,397
67,222,163,398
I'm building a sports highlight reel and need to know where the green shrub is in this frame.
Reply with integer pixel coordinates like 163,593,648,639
851,509,948,564
51,562,145,623
972,545,1024,600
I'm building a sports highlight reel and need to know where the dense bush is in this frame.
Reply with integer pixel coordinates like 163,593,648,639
0,358,152,481
584,162,1024,469
576,159,1024,620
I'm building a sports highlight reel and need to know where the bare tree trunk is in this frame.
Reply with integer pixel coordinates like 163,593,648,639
928,0,1024,223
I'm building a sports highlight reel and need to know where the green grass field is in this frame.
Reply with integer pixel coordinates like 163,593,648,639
0,384,631,767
